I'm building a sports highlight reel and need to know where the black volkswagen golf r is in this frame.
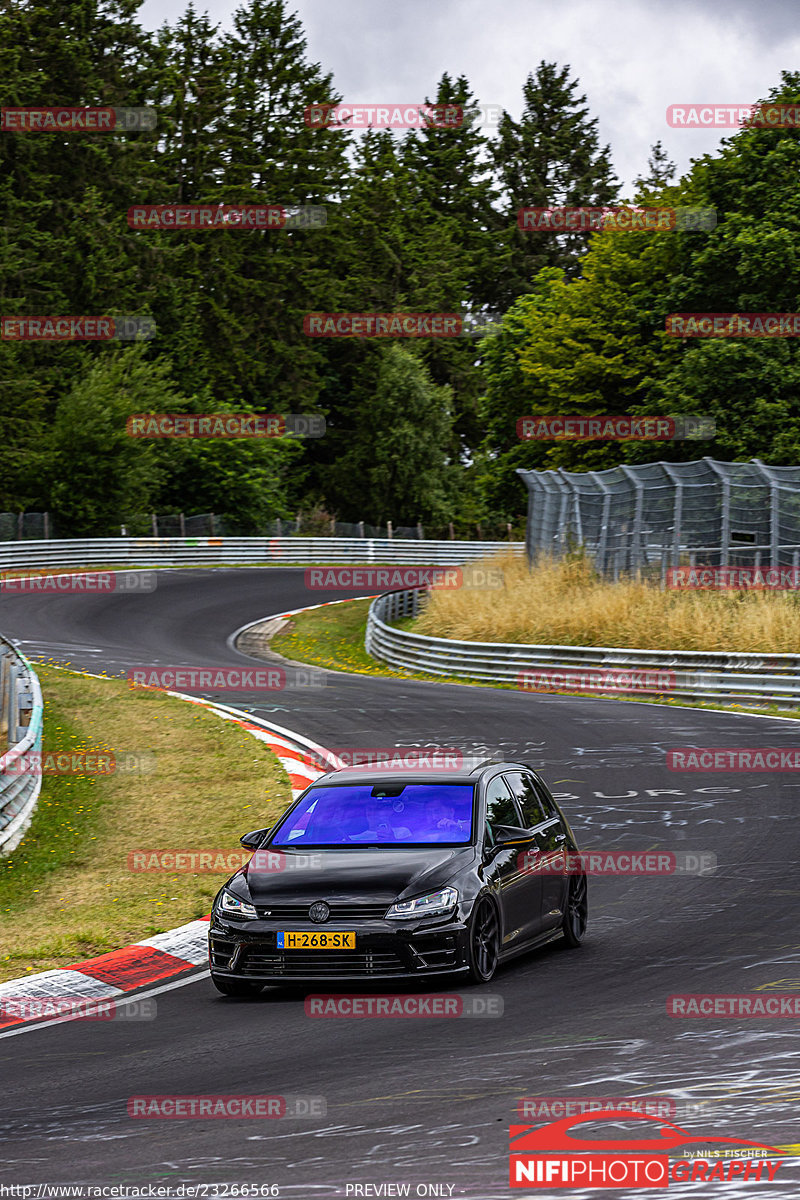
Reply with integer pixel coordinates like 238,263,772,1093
208,760,587,994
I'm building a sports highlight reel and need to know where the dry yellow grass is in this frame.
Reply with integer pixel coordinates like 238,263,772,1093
0,667,292,981
415,553,800,652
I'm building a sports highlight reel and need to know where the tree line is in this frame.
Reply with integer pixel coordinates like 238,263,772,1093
1,0,799,535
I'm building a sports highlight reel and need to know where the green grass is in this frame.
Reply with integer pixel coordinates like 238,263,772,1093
0,665,293,981
272,599,411,678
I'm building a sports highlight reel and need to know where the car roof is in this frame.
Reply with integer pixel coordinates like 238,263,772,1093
309,760,536,786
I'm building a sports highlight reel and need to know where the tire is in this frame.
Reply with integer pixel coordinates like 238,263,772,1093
467,896,501,983
211,974,264,997
561,873,588,947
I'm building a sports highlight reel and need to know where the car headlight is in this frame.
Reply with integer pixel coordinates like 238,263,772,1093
218,889,258,919
386,886,458,920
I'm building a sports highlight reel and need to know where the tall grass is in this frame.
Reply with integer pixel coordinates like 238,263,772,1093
415,553,800,652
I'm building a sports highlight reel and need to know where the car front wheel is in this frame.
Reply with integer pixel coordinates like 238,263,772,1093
467,896,500,983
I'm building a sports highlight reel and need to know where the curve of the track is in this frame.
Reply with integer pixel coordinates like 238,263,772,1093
1,569,799,1199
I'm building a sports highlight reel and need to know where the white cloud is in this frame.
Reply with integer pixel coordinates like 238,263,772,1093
136,0,800,190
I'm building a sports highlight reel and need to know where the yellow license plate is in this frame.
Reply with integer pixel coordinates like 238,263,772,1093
277,931,356,950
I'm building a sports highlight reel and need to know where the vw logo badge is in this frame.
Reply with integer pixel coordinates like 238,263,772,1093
309,901,330,924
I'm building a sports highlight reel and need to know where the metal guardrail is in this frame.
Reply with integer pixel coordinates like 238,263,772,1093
0,537,524,571
365,589,800,706
0,636,43,853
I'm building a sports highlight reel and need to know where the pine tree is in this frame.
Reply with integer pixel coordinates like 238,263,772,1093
491,62,619,305
634,140,677,198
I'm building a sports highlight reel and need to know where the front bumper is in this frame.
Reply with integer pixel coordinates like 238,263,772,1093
208,915,470,982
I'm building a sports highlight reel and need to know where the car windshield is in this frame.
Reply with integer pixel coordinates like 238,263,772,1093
269,782,475,846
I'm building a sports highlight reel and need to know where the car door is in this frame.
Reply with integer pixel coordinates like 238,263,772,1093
530,773,572,931
483,773,543,948
505,770,569,933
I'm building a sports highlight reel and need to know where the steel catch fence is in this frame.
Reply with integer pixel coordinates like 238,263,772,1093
518,457,800,578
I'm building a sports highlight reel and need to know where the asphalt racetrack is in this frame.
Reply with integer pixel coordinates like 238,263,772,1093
1,568,799,1198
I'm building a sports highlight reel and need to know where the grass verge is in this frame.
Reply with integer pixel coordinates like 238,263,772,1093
418,552,800,653
0,666,292,983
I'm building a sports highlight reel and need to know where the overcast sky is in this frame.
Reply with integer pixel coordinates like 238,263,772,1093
137,0,800,192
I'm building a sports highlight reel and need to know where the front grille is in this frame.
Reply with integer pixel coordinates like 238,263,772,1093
240,948,406,977
255,903,389,921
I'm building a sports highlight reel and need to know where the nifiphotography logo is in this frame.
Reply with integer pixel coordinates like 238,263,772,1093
508,1110,782,1188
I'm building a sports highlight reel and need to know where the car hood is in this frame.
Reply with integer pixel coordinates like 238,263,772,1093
237,845,477,905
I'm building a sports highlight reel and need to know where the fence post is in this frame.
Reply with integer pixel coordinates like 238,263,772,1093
589,472,612,577
358,521,365,538
619,465,645,575
387,521,393,540
705,459,730,567
556,469,582,554
17,512,23,540
209,513,216,536
751,459,781,568
44,512,50,540
151,513,158,537
179,512,186,538
449,522,455,540
660,462,682,569
416,522,424,539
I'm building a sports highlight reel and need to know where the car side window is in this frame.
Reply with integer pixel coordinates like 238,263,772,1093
505,771,547,829
531,773,558,818
484,775,521,844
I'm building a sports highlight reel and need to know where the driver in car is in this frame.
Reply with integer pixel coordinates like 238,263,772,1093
425,798,467,839
348,799,412,842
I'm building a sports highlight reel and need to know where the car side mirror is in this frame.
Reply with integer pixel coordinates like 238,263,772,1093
240,828,270,849
493,825,536,848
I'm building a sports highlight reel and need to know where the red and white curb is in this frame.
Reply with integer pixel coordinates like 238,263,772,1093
0,699,339,1029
